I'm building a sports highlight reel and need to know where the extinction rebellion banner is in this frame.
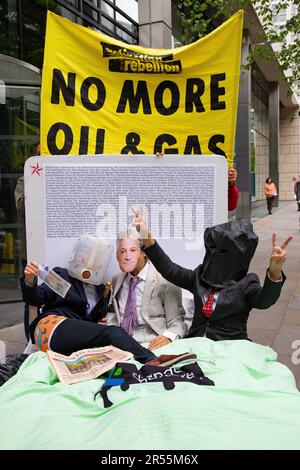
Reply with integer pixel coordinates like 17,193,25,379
41,10,243,165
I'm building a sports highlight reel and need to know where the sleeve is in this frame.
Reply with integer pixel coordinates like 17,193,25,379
228,183,239,211
143,241,195,292
14,177,25,217
244,271,286,309
20,268,62,306
161,283,187,339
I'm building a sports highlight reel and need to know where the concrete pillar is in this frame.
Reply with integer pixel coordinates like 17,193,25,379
138,0,172,48
235,30,252,218
269,82,280,206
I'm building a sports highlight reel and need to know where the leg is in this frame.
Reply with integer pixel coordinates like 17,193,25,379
267,197,272,214
269,196,274,214
50,320,156,364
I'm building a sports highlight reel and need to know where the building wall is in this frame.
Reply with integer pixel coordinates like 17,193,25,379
251,93,270,201
0,0,139,303
279,109,300,199
0,0,139,70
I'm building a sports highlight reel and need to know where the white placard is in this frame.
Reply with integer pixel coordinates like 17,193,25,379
24,155,228,280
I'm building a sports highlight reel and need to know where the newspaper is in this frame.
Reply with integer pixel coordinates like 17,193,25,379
47,346,133,384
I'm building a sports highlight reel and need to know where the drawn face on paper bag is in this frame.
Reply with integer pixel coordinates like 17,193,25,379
68,235,113,285
200,219,258,289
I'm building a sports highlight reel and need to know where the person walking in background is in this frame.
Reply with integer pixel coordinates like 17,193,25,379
294,176,300,212
131,211,292,342
264,177,277,215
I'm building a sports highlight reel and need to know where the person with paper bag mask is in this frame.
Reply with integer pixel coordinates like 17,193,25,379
21,235,196,367
131,213,292,341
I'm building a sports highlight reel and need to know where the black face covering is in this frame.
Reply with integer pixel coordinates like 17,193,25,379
200,219,258,288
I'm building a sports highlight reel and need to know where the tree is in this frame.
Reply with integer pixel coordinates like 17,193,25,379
175,0,300,92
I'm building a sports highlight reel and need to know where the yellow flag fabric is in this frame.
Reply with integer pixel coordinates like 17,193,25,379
41,10,243,165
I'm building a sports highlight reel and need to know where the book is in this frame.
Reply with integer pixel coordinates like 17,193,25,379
47,346,133,384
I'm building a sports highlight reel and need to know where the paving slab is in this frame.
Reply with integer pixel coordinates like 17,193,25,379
251,201,300,389
272,326,300,355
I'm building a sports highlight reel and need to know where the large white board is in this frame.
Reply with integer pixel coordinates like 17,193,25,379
24,155,228,280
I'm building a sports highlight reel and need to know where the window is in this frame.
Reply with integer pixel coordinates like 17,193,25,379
115,0,138,22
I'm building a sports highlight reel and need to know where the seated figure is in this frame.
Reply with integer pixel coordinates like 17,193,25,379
109,230,187,350
21,236,195,367
131,214,292,341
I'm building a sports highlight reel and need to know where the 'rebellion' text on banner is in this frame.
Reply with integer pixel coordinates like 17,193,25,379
40,10,243,165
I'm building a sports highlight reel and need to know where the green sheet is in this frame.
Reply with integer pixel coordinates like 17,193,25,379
0,338,300,450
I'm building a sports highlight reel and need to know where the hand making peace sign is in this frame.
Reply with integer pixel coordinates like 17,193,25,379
131,205,155,248
268,233,293,281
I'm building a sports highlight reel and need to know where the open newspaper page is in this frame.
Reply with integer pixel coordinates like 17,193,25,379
47,346,133,384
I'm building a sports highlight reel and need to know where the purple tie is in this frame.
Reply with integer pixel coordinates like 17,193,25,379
121,277,141,336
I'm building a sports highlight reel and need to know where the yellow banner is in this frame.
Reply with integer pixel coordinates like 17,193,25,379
41,10,243,165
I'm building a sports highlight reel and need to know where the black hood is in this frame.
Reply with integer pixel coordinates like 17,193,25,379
200,219,258,288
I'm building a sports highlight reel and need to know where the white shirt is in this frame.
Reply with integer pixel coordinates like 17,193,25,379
83,283,99,315
116,261,177,341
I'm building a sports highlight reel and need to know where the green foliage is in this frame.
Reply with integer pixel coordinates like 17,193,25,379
175,0,300,91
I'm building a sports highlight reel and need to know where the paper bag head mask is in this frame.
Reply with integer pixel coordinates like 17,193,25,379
68,234,113,285
200,219,258,288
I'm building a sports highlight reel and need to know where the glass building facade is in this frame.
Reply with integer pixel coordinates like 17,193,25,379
0,0,138,306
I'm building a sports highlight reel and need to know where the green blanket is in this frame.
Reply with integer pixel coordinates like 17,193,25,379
0,338,299,450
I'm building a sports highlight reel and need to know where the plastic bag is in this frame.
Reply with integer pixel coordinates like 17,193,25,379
68,234,113,285
0,354,28,386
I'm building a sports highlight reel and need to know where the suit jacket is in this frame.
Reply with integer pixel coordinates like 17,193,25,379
110,263,187,343
143,242,286,341
21,267,105,343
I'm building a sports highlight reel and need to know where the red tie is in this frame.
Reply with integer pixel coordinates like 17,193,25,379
202,289,215,317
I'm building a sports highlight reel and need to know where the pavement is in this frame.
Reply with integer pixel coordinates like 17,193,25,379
248,200,300,390
1,200,300,389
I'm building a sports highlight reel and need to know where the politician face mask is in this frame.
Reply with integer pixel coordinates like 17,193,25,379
200,219,258,288
68,234,113,285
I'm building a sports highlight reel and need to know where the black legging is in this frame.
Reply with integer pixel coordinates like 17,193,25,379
266,196,274,214
50,319,156,364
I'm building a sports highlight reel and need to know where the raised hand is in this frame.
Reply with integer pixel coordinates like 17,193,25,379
24,261,39,285
228,167,238,187
131,205,155,248
268,233,293,280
